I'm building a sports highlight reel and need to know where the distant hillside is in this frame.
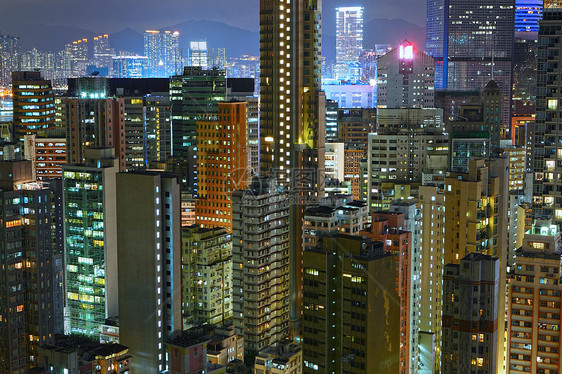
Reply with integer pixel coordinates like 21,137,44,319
3,17,424,61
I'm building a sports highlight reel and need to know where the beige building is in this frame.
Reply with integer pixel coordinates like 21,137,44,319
443,158,508,373
181,225,232,327
507,220,562,374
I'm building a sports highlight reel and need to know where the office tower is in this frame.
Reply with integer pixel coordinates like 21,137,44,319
170,66,226,163
359,49,377,84
302,234,400,373
63,148,118,337
227,78,260,175
441,253,500,373
425,0,514,128
303,197,368,251
181,226,232,327
189,41,208,70
443,158,508,373
515,0,543,32
24,134,67,180
196,101,248,233
12,71,55,142
534,6,562,225
417,185,446,373
60,97,126,172
0,33,20,85
506,220,562,374
368,108,447,210
112,56,148,78
0,161,55,373
325,99,339,141
335,7,364,80
321,82,374,108
232,178,290,357
337,107,375,145
376,41,435,109
116,170,182,373
144,30,180,77
255,342,302,374
64,38,89,77
92,34,115,71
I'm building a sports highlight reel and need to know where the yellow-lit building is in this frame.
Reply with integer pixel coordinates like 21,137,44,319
443,158,508,373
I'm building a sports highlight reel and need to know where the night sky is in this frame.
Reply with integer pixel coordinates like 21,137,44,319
0,0,426,34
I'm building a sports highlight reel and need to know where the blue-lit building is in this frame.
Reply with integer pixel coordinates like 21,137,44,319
112,56,148,78
515,0,543,32
425,0,514,128
321,81,375,109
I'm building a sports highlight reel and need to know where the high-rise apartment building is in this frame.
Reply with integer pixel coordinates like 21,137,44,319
534,6,562,225
63,148,118,337
255,342,303,374
335,7,364,80
368,108,447,210
181,226,232,328
63,39,89,78
376,41,435,109
441,253,500,373
196,101,248,233
92,34,115,72
425,0,514,128
116,170,182,373
0,33,20,86
506,220,562,374
0,161,55,373
417,185,446,373
144,30,180,78
60,97,126,172
260,0,326,335
232,178,290,357
12,71,55,142
24,134,67,180
443,158,508,373
302,234,400,373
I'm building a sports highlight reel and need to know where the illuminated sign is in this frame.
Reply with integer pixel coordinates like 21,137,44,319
399,44,414,60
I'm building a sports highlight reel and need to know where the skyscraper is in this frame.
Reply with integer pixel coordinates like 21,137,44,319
92,34,115,72
116,170,182,373
144,30,180,77
534,6,562,225
12,71,55,142
441,253,500,373
196,101,248,233
0,33,20,86
335,6,364,80
376,41,435,109
425,0,514,128
515,0,543,32
0,161,55,373
232,178,290,358
259,0,326,334
63,148,118,337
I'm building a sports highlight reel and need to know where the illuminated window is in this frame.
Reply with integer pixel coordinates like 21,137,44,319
548,99,557,110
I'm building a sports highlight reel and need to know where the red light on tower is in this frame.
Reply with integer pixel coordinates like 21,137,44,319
399,42,414,60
